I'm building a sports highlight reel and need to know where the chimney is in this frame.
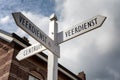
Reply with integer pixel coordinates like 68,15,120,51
22,36,29,43
78,71,86,80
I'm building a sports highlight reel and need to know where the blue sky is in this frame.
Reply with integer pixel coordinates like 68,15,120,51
0,0,120,80
0,0,55,16
0,0,55,32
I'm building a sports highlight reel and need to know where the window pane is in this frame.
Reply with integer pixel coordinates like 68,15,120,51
29,75,39,80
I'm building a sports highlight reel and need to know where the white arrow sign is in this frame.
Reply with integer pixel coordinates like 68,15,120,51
58,15,106,44
16,43,46,61
12,12,60,57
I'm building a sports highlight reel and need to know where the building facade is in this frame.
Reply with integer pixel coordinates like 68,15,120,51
0,29,85,80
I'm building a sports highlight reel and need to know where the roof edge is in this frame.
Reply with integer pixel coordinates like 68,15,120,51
0,29,13,42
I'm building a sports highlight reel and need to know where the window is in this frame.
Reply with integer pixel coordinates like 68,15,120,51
29,75,39,80
29,70,44,80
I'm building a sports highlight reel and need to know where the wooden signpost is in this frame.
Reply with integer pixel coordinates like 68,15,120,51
12,12,106,80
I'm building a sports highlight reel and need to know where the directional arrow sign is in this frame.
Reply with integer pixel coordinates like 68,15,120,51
58,15,106,44
12,12,60,57
16,43,46,61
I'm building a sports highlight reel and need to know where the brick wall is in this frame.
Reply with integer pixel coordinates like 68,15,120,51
0,38,80,80
0,39,14,80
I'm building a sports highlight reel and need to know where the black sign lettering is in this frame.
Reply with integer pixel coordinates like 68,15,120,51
64,18,98,38
23,44,43,56
19,16,23,24
25,21,28,28
65,32,68,37
19,15,47,44
75,27,79,33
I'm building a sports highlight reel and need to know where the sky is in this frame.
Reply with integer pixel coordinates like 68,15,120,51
0,0,120,80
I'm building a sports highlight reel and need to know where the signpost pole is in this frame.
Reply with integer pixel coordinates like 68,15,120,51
47,14,59,80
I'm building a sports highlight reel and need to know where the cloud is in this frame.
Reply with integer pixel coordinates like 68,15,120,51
15,28,27,37
0,0,55,16
0,16,10,24
107,67,120,80
0,0,55,43
55,0,120,80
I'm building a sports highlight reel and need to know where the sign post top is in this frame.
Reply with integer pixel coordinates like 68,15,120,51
50,13,57,21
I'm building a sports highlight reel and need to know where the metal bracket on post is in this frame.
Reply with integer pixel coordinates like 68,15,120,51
47,13,60,80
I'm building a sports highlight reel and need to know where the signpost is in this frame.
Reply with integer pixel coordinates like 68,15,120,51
16,43,46,61
12,12,60,57
58,15,106,44
47,13,58,80
12,12,106,80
